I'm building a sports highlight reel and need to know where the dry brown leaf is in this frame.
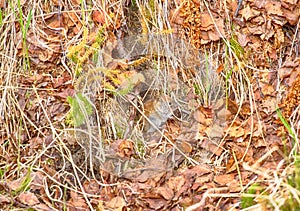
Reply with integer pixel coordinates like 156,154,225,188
265,0,283,16
261,83,275,96
7,177,24,191
0,0,4,8
240,5,260,21
261,96,277,113
282,0,298,4
167,175,185,193
261,22,275,40
93,10,106,24
83,179,100,195
216,64,224,74
200,138,223,156
121,154,169,182
268,47,277,60
215,18,226,36
240,102,251,117
156,186,174,201
33,203,51,211
18,192,40,206
170,8,183,25
193,174,211,188
146,198,167,210
282,7,300,25
227,122,245,138
193,106,213,126
227,0,238,15
278,66,300,89
47,15,62,29
177,141,193,153
166,119,181,139
64,12,80,27
106,196,126,210
38,49,54,62
68,190,88,210
227,99,239,115
226,157,237,173
0,195,10,204
208,30,221,41
200,13,214,30
54,88,75,99
201,18,225,42
274,27,285,47
200,31,210,45
237,33,250,47
214,173,235,186
30,172,44,192
50,0,59,5
118,139,134,158
72,23,83,34
29,137,44,151
52,76,69,89
278,66,293,79
206,123,224,140
248,24,265,35
118,71,145,90
183,165,211,178
70,0,80,5
252,16,265,26
25,74,44,84
111,139,134,158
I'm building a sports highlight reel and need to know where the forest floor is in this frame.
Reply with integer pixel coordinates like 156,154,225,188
0,0,300,210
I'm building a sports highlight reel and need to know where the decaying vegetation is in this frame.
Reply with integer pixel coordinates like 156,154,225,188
0,0,299,210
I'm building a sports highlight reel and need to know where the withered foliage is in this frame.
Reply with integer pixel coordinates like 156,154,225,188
0,0,300,210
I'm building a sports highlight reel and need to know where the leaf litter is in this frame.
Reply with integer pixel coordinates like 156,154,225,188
0,0,299,210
